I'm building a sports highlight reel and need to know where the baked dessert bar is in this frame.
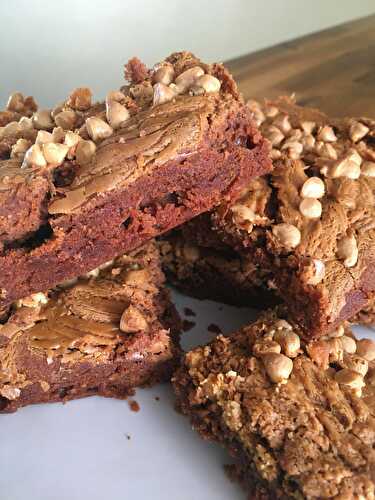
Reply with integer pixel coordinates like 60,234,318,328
0,51,271,310
160,224,374,328
174,307,375,499
183,97,375,338
159,226,278,308
0,241,180,412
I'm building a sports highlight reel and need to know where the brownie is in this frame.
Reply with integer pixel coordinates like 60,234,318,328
184,96,375,338
0,51,271,310
160,225,375,327
173,307,375,499
0,241,180,413
159,229,278,308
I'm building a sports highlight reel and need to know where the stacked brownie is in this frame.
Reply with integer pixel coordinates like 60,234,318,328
3,49,375,498
0,52,272,411
165,97,375,497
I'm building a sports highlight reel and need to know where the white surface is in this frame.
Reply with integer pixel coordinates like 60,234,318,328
0,290,373,500
1,0,375,106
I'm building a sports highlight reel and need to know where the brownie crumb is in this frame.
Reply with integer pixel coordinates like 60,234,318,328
128,400,140,412
182,319,196,332
183,307,196,317
207,323,222,334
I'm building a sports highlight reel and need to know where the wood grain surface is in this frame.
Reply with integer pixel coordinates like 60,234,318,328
227,14,375,118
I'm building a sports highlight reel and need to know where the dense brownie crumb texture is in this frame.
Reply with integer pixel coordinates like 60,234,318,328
0,242,180,413
173,308,375,499
0,51,271,309
186,96,375,337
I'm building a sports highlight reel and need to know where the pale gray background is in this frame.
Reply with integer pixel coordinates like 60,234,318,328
0,0,374,107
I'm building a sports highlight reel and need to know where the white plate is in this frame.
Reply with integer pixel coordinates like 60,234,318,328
0,290,372,500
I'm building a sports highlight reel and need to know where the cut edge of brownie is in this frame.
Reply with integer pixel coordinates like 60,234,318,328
0,241,180,413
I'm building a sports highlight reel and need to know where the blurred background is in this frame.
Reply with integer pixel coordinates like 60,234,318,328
0,0,375,112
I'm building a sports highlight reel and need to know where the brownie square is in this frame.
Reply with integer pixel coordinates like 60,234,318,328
174,307,375,498
0,241,180,412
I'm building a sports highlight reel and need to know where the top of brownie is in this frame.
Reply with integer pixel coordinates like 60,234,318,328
212,97,375,323
174,308,375,499
0,52,255,221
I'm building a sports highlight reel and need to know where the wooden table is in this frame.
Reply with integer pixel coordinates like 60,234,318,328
227,14,375,118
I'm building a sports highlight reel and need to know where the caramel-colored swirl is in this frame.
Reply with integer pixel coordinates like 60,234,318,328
48,95,213,215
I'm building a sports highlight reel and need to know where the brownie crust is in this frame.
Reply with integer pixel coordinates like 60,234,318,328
0,242,180,412
173,308,375,499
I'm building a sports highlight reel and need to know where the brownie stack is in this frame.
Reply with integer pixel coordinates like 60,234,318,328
0,52,271,412
165,98,375,497
3,50,375,498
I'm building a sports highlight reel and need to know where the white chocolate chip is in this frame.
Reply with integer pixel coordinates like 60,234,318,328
336,233,358,268
273,114,291,134
6,92,24,112
153,83,176,106
0,386,21,401
349,121,369,143
75,139,96,165
194,74,221,93
32,109,54,130
361,161,375,177
51,126,65,143
3,121,20,136
64,131,81,148
340,335,357,354
335,368,365,392
120,305,148,333
153,65,175,86
301,177,325,199
356,339,375,361
106,90,126,103
10,138,32,159
19,116,34,131
42,143,69,165
343,355,368,377
306,258,325,285
263,353,293,383
231,204,257,225
274,331,300,358
318,125,337,142
348,149,362,165
54,110,76,130
299,198,322,219
35,130,54,144
272,223,301,249
85,117,113,142
23,144,47,168
302,134,316,150
265,126,284,146
174,66,205,93
331,158,361,179
106,100,130,129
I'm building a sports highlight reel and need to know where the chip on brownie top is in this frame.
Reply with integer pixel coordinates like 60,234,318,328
174,308,375,499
